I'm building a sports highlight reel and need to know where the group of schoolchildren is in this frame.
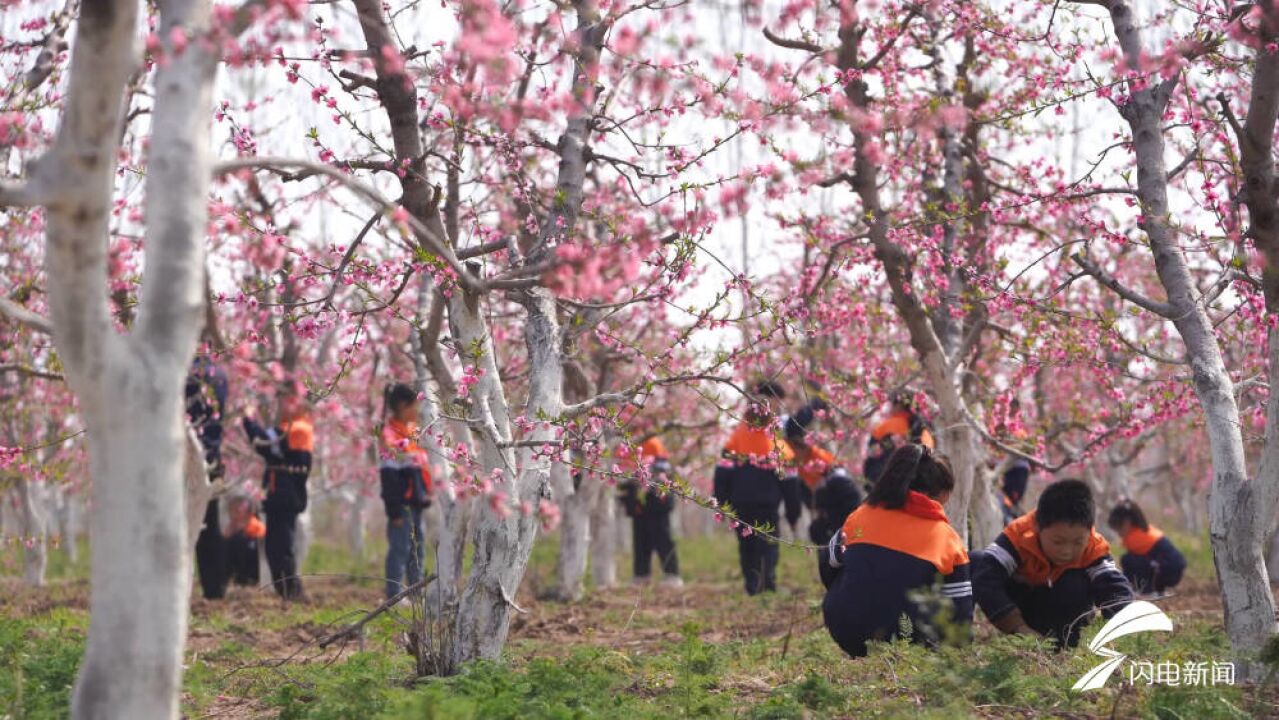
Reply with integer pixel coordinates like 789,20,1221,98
190,357,1189,660
185,361,431,604
691,380,1189,658
186,358,317,602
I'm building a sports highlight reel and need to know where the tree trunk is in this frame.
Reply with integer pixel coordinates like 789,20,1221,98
294,509,313,577
17,477,48,587
1081,0,1276,675
590,480,618,588
969,460,1003,549
452,289,559,665
553,463,591,601
72,392,191,719
15,0,220,713
347,490,367,561
183,427,214,556
55,486,79,563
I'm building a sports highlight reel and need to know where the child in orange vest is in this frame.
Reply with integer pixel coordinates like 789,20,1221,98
862,392,935,491
972,480,1134,647
243,392,314,601
380,383,433,600
712,381,800,595
619,436,682,587
1107,499,1185,595
783,402,862,544
821,444,971,657
223,495,265,587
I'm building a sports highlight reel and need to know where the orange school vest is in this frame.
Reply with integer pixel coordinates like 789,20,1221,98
1003,511,1111,586
1122,526,1165,556
841,500,968,575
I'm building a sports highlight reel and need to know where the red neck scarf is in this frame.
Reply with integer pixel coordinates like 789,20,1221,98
902,491,948,522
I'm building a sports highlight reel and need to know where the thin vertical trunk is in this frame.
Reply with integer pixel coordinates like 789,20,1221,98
347,489,367,561
552,462,591,601
55,486,79,563
590,480,617,588
18,477,48,587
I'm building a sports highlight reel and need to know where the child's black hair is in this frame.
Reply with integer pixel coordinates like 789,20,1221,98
383,383,417,417
1107,499,1149,532
754,380,786,400
865,444,954,509
1036,479,1095,528
784,404,818,443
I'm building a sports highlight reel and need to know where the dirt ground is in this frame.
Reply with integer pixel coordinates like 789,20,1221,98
0,566,1263,719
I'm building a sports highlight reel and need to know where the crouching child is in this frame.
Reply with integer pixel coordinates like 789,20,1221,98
1107,499,1185,595
972,480,1134,648
821,444,972,657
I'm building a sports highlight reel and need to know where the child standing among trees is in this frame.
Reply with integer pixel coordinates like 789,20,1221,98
782,402,862,544
243,391,314,601
620,436,682,587
223,496,264,588
862,392,935,490
380,383,433,601
713,380,801,595
820,444,971,657
1107,499,1186,595
971,480,1134,647
186,356,230,600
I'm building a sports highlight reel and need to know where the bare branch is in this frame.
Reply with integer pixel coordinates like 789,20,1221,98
0,364,63,381
212,156,481,293
0,179,41,208
762,26,824,53
457,239,509,260
1071,252,1175,318
22,0,73,91
317,575,436,649
0,298,53,334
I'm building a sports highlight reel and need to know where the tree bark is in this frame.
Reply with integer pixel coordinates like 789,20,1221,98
1080,0,1276,673
828,17,990,544
17,477,48,587
590,479,618,588
552,461,591,601
9,0,222,714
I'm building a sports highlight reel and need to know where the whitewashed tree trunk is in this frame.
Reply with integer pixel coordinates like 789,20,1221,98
17,477,48,587
347,489,367,561
448,287,538,664
294,509,313,576
590,480,618,588
183,428,215,557
553,464,591,601
1074,0,1277,675
0,0,221,714
55,486,80,563
969,459,1003,548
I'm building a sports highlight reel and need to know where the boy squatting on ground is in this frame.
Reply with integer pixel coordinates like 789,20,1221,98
971,480,1135,647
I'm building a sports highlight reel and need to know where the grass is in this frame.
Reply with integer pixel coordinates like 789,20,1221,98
2,529,1276,719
